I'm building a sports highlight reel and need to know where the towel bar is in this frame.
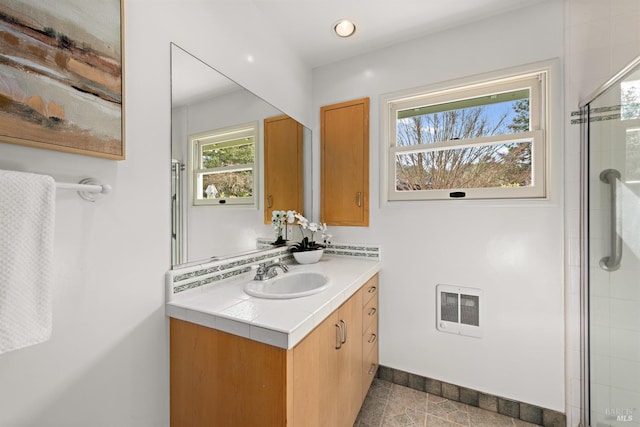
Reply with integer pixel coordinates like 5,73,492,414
56,178,112,202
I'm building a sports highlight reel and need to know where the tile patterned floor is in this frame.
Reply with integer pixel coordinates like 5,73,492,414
355,379,540,427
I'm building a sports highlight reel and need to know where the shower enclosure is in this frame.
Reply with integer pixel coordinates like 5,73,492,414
581,56,640,427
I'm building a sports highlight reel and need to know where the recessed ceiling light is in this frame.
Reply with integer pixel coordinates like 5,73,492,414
334,19,356,38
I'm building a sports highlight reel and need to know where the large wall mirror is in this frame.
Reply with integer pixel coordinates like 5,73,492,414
171,43,312,268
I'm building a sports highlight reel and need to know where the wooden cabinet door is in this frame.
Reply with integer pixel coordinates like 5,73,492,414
337,289,363,426
170,319,287,427
291,288,365,427
320,98,369,226
264,115,303,224
291,311,340,427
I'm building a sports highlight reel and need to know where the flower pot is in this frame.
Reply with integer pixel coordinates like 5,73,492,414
292,249,324,264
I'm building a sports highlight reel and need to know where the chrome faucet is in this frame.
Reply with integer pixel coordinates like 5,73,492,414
253,260,289,281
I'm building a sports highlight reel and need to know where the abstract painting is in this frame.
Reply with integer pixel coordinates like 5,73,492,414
0,0,123,159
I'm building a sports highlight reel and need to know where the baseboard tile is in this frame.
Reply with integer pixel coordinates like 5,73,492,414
377,365,566,427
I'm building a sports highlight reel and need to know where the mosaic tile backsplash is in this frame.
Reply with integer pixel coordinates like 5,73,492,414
257,238,381,259
167,241,380,297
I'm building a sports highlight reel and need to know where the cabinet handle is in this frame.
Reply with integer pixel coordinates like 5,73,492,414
368,363,377,376
356,192,362,207
335,324,342,349
339,319,347,344
267,195,273,208
368,333,377,344
368,286,377,294
368,307,377,317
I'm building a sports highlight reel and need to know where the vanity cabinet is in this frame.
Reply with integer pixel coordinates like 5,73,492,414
320,97,370,226
264,115,303,224
169,273,379,427
169,318,289,426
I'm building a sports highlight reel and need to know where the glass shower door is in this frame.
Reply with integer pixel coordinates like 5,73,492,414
586,64,640,427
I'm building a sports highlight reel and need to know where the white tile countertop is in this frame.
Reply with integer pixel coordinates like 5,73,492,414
165,256,381,349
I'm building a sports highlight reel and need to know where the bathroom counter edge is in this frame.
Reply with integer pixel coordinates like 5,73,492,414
165,256,381,349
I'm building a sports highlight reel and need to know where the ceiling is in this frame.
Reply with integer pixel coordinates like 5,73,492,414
251,0,547,68
172,0,549,106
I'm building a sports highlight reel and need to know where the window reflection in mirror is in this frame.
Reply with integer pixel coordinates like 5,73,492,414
190,122,258,206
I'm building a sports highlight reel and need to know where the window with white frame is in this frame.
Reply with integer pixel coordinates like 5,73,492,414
384,70,547,201
189,122,258,206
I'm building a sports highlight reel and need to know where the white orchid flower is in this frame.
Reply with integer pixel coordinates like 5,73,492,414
283,210,331,250
295,213,308,228
272,210,286,223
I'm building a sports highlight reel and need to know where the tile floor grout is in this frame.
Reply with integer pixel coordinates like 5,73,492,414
355,378,540,427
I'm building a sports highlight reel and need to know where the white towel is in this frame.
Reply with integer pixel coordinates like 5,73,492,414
0,169,55,354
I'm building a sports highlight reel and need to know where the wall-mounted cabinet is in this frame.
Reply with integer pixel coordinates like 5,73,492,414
169,274,379,427
320,97,370,226
264,115,303,223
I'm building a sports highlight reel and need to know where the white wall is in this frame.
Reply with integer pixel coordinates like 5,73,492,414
0,0,310,426
564,1,640,425
312,1,566,411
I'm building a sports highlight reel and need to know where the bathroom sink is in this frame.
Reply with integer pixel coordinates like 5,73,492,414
244,272,329,299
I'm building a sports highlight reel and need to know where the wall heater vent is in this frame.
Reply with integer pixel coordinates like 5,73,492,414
436,284,483,338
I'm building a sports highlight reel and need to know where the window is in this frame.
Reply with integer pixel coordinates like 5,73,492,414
189,122,258,206
621,76,640,183
384,70,547,201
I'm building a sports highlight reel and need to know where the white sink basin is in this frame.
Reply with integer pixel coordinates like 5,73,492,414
244,271,329,299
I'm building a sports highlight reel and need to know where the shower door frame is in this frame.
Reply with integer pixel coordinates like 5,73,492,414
579,54,640,427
